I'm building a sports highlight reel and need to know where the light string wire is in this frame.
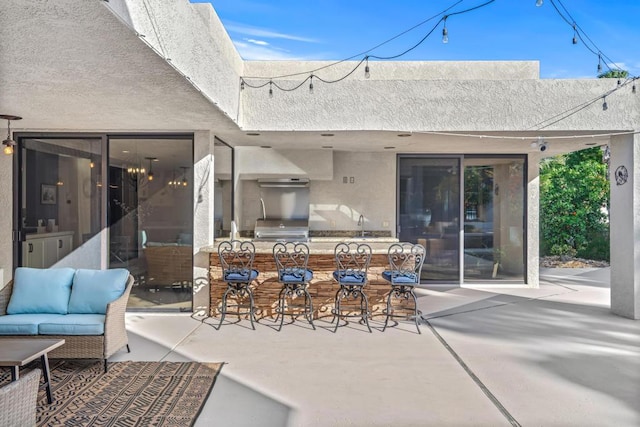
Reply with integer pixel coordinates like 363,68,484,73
242,0,464,81
549,0,627,75
241,0,496,90
412,129,640,141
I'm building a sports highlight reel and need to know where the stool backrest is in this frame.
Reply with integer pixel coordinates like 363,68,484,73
218,240,256,274
273,242,310,280
387,242,425,284
334,242,372,277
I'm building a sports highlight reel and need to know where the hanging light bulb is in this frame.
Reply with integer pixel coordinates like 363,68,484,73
597,54,602,73
442,17,449,44
89,158,95,168
633,82,637,94
145,157,157,181
572,25,577,44
269,81,273,98
180,166,189,187
240,79,245,91
602,96,608,111
364,57,370,79
535,0,543,6
309,75,314,94
1,115,22,156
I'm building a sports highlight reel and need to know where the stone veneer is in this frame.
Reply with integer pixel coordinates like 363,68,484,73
209,252,416,321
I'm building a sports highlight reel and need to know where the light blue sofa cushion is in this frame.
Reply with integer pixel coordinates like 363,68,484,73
7,267,76,315
0,314,65,335
68,269,129,314
38,314,105,335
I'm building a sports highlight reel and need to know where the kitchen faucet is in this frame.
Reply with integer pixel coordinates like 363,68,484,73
357,214,365,236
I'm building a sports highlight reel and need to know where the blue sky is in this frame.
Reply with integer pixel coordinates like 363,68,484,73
192,0,640,79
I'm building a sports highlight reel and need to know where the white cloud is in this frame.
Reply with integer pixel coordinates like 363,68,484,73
234,41,302,60
224,21,319,43
245,38,270,46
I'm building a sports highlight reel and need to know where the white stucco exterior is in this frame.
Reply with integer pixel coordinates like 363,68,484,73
0,0,638,318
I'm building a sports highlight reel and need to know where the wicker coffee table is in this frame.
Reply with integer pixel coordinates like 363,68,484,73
0,338,65,404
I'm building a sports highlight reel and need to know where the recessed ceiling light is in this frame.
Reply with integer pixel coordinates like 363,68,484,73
122,150,130,153
152,158,159,162
246,132,260,136
384,146,396,150
322,145,333,149
397,133,412,137
321,133,334,137
260,145,271,149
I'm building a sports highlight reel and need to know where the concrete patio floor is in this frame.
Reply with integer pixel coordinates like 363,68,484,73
112,267,640,426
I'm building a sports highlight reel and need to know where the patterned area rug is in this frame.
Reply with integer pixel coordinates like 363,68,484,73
0,360,223,427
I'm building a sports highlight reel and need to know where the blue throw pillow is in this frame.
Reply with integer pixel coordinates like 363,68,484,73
68,269,129,314
7,267,76,315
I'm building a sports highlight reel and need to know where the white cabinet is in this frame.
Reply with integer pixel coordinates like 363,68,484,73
22,232,75,268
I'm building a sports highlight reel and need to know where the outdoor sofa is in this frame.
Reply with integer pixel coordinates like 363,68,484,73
0,267,133,371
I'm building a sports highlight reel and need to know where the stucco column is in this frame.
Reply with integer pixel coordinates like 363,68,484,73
193,131,215,316
527,153,541,287
0,153,13,286
610,133,640,319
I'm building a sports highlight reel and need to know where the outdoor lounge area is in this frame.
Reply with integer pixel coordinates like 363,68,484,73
1,0,640,425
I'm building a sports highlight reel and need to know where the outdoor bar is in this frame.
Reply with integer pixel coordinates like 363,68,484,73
204,238,418,321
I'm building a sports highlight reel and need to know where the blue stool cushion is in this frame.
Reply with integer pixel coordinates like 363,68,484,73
382,270,418,284
280,268,313,283
333,270,366,284
224,269,259,283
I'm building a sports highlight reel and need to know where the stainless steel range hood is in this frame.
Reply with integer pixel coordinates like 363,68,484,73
257,178,310,188
254,178,310,242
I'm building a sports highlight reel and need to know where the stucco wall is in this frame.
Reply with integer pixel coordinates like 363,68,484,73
0,155,13,286
241,78,639,132
111,0,243,122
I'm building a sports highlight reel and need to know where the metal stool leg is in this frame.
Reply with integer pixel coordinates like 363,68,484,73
383,287,393,332
278,286,289,331
410,287,421,334
360,290,372,333
218,286,230,329
333,287,343,333
247,284,256,330
304,287,316,330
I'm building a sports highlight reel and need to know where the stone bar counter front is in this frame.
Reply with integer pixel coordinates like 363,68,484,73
204,238,418,322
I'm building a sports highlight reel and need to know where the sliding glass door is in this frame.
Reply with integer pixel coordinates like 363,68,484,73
398,155,525,284
108,136,194,311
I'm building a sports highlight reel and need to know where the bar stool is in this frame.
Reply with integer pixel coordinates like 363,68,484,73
382,242,425,334
217,240,259,330
332,242,372,333
273,242,315,331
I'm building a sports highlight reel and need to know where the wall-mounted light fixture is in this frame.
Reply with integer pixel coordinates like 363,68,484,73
0,114,22,155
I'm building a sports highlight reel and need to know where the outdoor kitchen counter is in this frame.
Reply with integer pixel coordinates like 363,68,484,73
203,238,414,320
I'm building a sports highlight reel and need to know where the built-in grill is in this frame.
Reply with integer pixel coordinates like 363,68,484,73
253,178,310,242
254,219,309,242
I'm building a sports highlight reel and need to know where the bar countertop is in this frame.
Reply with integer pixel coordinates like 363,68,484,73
201,237,399,255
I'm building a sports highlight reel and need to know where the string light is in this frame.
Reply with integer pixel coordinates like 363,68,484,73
442,16,449,43
597,54,602,73
364,57,370,79
269,81,273,98
309,75,314,94
602,96,608,111
240,79,245,91
572,24,577,44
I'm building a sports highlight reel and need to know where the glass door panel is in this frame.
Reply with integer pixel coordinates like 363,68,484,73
108,137,193,311
398,157,460,281
18,137,103,269
463,157,524,282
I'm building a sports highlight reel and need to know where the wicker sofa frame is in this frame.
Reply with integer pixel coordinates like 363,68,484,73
0,275,134,372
